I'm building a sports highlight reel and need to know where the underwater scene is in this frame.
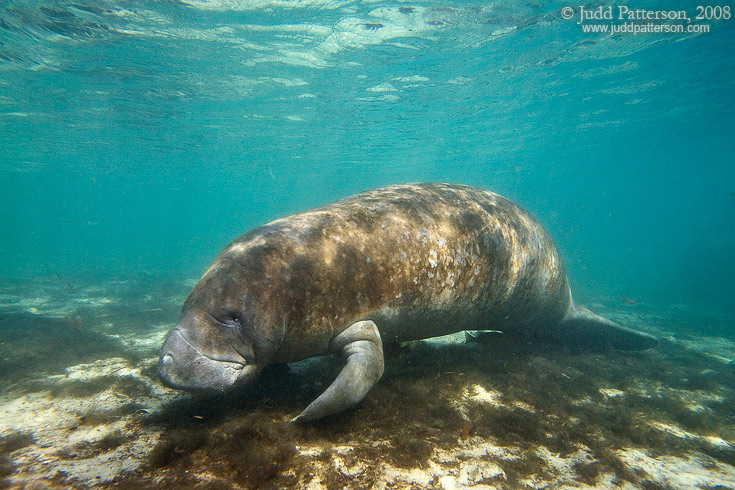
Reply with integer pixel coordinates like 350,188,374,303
1,0,734,488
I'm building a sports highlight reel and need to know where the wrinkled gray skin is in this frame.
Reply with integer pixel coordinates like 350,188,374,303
159,183,657,422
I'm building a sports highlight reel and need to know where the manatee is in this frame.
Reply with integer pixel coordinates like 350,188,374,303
158,183,657,422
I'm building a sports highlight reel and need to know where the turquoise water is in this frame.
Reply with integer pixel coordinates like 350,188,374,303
2,2,735,487
2,0,733,325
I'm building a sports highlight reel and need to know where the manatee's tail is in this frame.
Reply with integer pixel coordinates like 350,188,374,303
559,302,658,351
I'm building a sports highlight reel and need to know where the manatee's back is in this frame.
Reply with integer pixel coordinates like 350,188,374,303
319,183,572,342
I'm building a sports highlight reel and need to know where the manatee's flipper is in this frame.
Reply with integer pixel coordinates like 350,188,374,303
465,330,503,344
292,320,384,423
559,303,658,351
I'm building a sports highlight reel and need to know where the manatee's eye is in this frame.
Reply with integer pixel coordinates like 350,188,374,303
223,317,241,328
226,316,251,339
224,311,255,344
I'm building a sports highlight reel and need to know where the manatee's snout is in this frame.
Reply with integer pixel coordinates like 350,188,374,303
158,310,258,392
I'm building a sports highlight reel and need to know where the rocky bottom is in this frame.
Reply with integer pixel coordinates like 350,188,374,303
0,277,734,489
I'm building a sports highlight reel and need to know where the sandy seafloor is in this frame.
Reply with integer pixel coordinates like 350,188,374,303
0,277,734,490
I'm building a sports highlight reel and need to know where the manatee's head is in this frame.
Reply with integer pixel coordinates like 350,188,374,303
158,308,259,392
